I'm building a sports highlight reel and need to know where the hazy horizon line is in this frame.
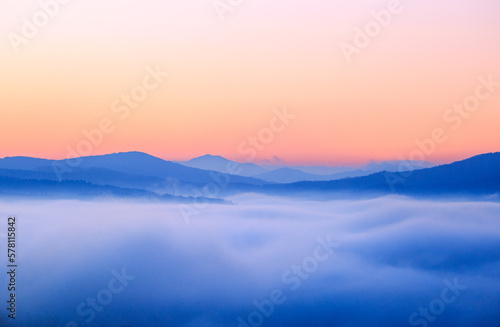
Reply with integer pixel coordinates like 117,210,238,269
2,149,499,168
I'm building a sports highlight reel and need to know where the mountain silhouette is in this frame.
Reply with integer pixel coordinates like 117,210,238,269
255,152,500,199
0,151,498,201
178,154,268,177
0,151,266,186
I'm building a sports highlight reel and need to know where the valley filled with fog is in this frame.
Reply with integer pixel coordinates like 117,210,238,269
1,195,499,327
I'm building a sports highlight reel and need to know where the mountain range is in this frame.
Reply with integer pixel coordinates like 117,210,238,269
0,151,498,202
177,154,435,183
252,152,500,200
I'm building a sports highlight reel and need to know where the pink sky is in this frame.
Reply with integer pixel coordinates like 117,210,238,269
1,0,499,165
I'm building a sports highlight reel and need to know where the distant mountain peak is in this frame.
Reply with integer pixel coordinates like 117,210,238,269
196,154,228,160
179,154,268,177
185,154,231,164
105,151,154,157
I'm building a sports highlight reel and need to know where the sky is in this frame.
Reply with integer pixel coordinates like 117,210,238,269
1,0,499,165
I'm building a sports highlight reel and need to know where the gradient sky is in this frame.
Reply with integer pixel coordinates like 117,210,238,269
1,0,499,165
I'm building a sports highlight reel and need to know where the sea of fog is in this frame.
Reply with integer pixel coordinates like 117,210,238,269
0,194,499,327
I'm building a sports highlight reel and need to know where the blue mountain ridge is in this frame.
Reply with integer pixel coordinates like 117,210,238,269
0,151,498,201
249,152,500,200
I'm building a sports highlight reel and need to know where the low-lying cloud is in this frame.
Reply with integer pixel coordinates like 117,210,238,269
1,195,499,327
